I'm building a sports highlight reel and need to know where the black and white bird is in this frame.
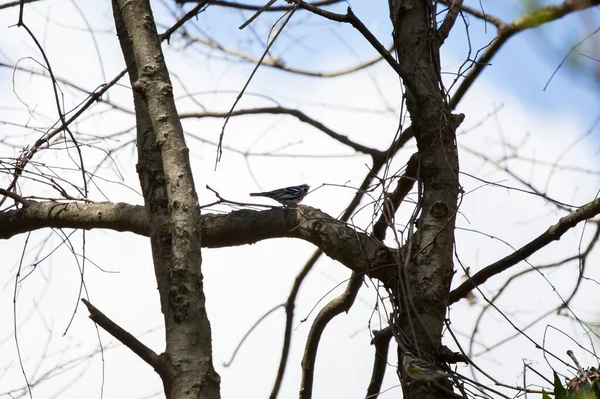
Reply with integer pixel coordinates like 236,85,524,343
250,184,310,207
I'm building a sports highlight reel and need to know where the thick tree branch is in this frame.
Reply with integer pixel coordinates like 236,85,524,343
0,202,396,282
449,197,600,304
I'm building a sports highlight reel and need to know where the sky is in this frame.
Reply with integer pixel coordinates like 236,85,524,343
1,1,600,398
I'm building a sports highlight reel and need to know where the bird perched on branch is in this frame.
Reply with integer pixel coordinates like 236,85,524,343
402,352,454,381
250,184,310,207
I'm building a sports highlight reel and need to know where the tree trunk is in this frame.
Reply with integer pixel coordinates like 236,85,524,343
111,0,220,397
388,1,462,397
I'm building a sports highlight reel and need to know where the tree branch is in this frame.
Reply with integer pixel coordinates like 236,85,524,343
81,299,167,375
0,202,396,282
172,30,391,78
176,0,343,11
450,0,600,108
180,107,382,157
437,0,463,43
372,152,419,241
288,2,406,84
365,327,392,399
270,250,321,399
299,271,363,399
449,197,600,304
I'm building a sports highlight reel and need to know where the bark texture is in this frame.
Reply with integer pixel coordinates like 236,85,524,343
388,1,462,397
111,0,220,398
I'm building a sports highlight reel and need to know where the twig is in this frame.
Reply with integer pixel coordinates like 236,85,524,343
0,0,39,10
202,0,342,11
372,152,419,241
437,0,504,28
223,304,283,367
171,30,392,78
291,3,405,82
205,184,267,208
1,0,207,207
238,0,277,29
159,0,210,42
216,1,300,167
0,188,31,206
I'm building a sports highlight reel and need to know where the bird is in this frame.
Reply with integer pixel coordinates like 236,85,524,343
249,184,310,207
402,352,454,381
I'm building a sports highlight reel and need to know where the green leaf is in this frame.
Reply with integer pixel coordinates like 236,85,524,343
554,372,568,399
574,386,595,399
592,379,600,399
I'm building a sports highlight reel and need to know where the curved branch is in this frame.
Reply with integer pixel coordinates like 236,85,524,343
449,197,600,304
270,249,321,399
176,30,390,78
0,201,396,282
299,271,363,399
181,0,343,11
180,107,383,157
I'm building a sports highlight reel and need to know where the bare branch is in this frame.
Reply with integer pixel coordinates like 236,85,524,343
299,271,363,399
0,0,41,11
372,152,419,241
365,327,393,399
180,107,382,157
450,0,600,108
449,197,600,304
174,30,391,78
437,0,463,43
270,249,321,399
0,202,397,282
437,0,504,28
81,299,164,373
178,0,343,12
289,2,406,83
